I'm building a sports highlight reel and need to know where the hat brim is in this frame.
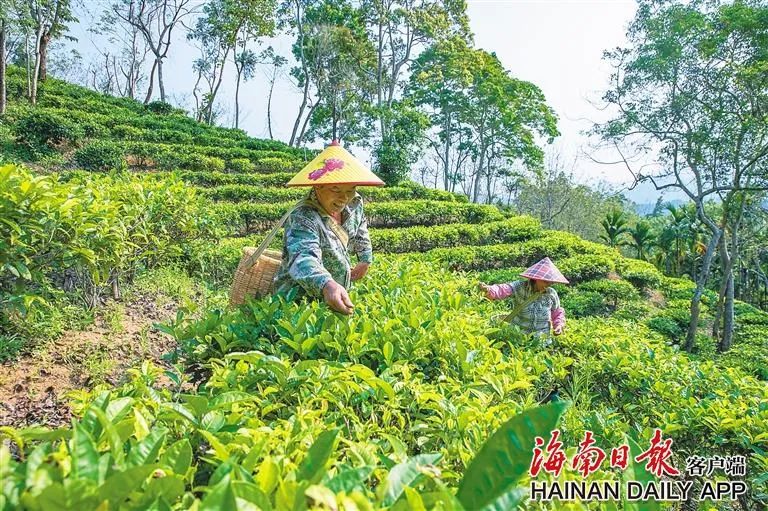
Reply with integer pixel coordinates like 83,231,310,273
286,144,385,187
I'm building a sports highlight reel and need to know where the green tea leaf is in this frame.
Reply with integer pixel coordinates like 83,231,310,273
71,424,100,482
326,466,374,493
382,453,442,506
128,426,168,467
160,439,193,476
98,465,157,505
296,429,340,484
200,475,237,511
456,401,568,510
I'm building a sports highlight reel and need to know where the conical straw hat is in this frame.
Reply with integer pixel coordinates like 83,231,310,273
286,140,385,187
520,257,570,284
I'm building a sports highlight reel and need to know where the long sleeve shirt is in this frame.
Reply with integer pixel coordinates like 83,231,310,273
272,190,372,299
485,279,565,335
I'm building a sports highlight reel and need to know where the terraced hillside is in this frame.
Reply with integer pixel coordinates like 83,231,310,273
1,72,767,510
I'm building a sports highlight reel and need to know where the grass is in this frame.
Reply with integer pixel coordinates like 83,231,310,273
102,301,125,334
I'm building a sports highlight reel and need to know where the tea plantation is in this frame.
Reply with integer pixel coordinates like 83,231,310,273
1,70,766,510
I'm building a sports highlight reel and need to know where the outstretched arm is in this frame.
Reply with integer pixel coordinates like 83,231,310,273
550,290,566,335
479,282,516,300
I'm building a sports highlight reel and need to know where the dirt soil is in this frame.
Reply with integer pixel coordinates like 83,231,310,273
0,294,180,429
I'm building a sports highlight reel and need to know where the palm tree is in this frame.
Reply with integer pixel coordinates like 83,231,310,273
628,220,655,260
599,209,630,248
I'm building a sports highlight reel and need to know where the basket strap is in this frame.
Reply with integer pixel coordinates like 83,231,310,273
242,199,305,269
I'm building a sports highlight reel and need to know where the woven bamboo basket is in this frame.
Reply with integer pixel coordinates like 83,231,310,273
228,248,283,307
227,199,304,308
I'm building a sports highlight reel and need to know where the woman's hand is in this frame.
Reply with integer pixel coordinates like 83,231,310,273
350,262,370,281
553,325,564,336
323,280,355,315
478,282,492,298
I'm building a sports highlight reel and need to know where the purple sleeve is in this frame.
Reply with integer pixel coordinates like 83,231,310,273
486,282,515,300
551,307,566,329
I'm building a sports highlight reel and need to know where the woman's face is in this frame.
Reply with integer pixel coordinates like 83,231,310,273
532,279,551,292
315,185,357,215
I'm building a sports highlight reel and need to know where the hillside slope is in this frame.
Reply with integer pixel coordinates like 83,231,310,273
1,72,766,510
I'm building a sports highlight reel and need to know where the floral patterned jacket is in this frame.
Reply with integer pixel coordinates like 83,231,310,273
271,189,373,299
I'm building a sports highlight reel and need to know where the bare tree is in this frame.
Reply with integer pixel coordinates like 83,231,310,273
93,1,150,99
111,0,195,104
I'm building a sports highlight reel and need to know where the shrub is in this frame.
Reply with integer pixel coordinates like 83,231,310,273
255,156,293,172
146,100,174,115
227,158,255,173
184,154,225,172
557,255,615,283
13,110,84,149
613,300,653,321
74,141,127,171
110,124,146,141
615,258,663,290
647,315,684,340
562,290,607,318
577,278,639,308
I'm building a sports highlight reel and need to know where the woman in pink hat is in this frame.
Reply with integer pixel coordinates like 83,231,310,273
478,257,568,339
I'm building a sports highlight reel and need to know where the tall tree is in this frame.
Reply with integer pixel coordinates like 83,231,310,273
407,35,477,193
260,46,287,136
189,0,275,125
595,0,768,351
111,0,195,104
0,2,9,115
93,1,151,99
361,0,470,162
18,0,75,103
230,1,276,129
293,0,377,145
408,38,557,202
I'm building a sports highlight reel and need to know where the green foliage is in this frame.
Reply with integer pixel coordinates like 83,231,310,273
146,100,175,115
557,254,615,283
226,157,255,173
371,217,540,253
414,231,613,273
13,109,84,151
256,156,294,173
0,164,218,350
562,290,607,318
373,103,429,186
74,141,127,172
599,209,630,248
578,278,640,306
213,200,507,235
616,258,663,290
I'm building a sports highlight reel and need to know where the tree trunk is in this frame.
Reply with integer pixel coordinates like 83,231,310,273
235,69,242,129
376,14,384,138
144,58,158,104
266,69,277,139
157,58,166,102
39,32,50,82
443,119,451,191
290,77,310,146
25,30,32,99
472,141,486,203
296,102,318,147
718,270,735,352
30,24,45,104
0,19,6,116
685,227,722,351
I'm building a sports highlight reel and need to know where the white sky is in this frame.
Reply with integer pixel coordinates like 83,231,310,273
64,0,674,203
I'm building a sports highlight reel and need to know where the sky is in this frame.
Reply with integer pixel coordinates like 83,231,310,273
61,0,677,204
